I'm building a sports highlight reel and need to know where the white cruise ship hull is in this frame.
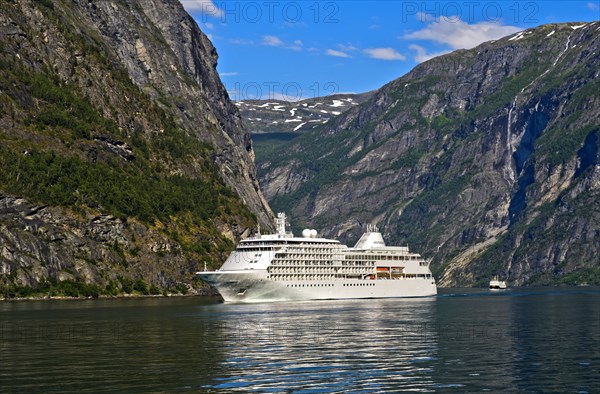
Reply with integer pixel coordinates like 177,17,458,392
198,270,437,303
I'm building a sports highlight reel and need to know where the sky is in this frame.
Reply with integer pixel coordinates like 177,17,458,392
181,1,600,101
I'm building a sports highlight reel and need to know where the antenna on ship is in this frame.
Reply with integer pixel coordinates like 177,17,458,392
275,212,287,236
366,224,379,233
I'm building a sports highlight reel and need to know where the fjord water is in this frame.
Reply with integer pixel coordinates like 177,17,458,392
1,288,599,393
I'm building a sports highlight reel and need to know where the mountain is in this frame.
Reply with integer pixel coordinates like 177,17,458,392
0,0,271,298
237,93,374,133
258,22,600,287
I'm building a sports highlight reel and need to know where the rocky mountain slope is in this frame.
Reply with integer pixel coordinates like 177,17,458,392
237,93,373,133
0,0,271,298
258,22,600,287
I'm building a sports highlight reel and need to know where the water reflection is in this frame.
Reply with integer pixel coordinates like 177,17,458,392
201,297,438,392
1,288,598,393
0,297,227,393
433,288,600,392
434,291,521,391
510,290,600,393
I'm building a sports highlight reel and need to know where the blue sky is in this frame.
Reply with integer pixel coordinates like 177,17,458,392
182,1,600,100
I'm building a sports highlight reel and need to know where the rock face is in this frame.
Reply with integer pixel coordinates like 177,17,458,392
0,194,192,293
258,22,600,287
89,0,272,223
0,0,271,297
237,93,373,133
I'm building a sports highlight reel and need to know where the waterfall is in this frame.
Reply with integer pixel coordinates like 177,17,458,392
504,31,574,184
504,30,574,279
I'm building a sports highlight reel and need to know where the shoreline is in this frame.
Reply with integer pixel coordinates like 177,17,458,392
0,288,222,302
3,284,597,302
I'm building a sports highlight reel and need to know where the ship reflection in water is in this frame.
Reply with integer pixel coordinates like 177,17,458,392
202,288,600,392
205,297,439,392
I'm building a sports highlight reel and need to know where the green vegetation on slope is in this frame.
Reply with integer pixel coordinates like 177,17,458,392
0,57,254,231
0,1,257,297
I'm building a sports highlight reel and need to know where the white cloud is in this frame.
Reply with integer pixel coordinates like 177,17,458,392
204,22,214,30
588,2,600,10
337,43,357,52
403,18,521,50
219,72,239,77
409,44,451,63
416,12,436,22
229,38,254,45
180,0,222,17
262,35,284,47
369,16,381,30
326,49,351,58
363,47,406,61
288,40,304,51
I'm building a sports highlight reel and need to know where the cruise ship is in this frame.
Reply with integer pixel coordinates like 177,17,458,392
196,213,437,303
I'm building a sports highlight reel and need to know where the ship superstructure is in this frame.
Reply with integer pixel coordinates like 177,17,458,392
196,213,437,303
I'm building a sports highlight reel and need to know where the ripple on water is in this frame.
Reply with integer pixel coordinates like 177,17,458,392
2,289,599,393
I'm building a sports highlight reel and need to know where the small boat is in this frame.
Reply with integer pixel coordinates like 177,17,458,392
489,276,507,290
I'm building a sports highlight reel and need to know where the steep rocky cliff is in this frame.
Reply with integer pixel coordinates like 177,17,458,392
0,0,271,297
258,22,600,287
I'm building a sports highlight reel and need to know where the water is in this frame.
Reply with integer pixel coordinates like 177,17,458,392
1,287,599,393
